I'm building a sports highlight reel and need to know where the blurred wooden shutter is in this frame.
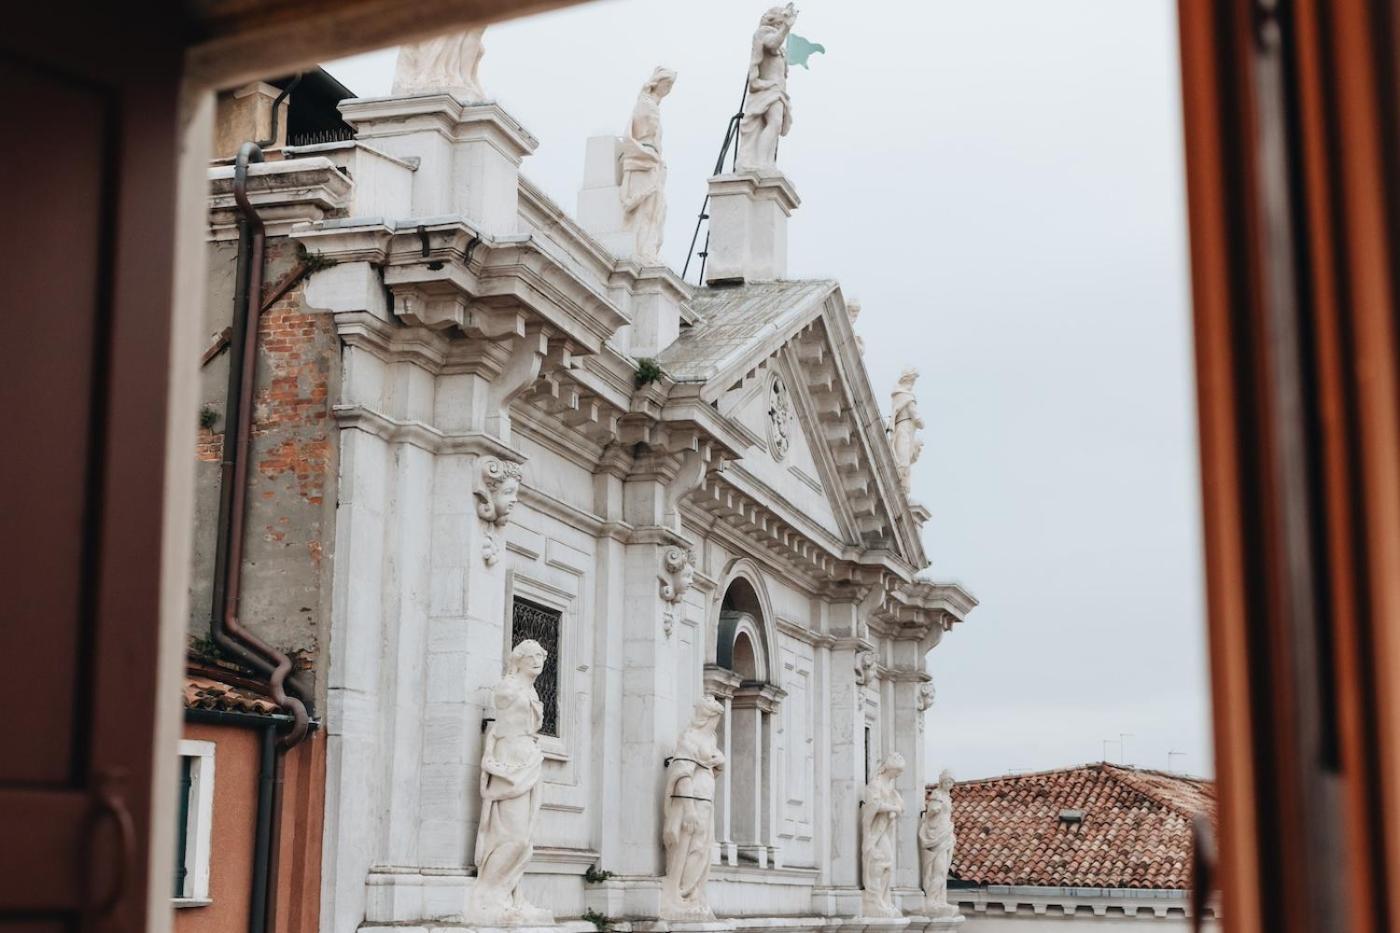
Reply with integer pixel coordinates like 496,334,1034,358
1178,1,1400,931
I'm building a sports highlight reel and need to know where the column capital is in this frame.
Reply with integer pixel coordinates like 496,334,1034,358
732,681,786,713
703,663,743,700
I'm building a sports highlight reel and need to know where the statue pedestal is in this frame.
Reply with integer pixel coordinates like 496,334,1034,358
834,916,911,933
904,916,965,933
703,171,800,284
634,922,737,933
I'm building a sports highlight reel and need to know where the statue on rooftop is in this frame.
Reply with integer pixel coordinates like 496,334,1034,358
392,28,487,101
620,67,677,264
861,752,906,918
890,367,924,494
920,769,959,917
468,639,552,925
737,4,798,172
847,299,865,355
660,696,726,920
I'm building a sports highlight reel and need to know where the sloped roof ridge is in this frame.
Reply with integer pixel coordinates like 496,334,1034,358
954,762,1213,816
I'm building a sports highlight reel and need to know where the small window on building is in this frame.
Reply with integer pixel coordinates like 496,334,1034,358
174,739,216,905
511,598,562,737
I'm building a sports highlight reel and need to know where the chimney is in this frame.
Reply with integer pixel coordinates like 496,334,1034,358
703,171,800,285
214,82,289,159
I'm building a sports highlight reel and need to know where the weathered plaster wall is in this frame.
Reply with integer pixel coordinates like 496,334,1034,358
189,238,340,705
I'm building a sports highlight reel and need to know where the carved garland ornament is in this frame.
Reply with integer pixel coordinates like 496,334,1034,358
474,457,523,566
659,546,696,637
767,372,792,461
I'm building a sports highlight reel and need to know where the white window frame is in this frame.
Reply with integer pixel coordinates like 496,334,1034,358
174,739,216,907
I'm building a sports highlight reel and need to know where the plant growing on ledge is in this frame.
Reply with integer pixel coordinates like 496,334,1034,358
296,241,338,274
635,357,665,387
582,908,613,932
583,864,614,884
199,404,220,430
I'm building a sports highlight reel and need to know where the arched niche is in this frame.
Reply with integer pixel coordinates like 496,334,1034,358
709,563,784,866
713,564,778,689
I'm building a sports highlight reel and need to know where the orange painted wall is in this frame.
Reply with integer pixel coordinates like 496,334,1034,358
173,723,325,933
176,723,259,933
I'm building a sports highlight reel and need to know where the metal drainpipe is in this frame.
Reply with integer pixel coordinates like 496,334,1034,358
210,141,310,748
208,140,313,933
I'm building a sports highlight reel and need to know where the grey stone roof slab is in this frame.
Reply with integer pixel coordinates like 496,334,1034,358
657,279,837,383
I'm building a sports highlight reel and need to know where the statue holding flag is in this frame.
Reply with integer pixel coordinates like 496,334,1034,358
738,4,799,171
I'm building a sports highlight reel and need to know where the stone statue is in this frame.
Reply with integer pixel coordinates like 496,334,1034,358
737,4,798,172
920,769,958,917
861,752,906,918
620,67,677,264
661,696,726,920
392,28,487,101
469,640,552,924
847,299,865,355
889,368,924,494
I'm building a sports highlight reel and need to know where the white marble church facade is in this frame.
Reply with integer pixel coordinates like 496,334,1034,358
229,17,975,933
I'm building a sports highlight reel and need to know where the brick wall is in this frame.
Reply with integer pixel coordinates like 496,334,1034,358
190,239,340,706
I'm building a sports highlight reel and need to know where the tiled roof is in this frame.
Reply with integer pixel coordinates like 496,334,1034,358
656,279,837,383
943,763,1215,890
184,663,282,716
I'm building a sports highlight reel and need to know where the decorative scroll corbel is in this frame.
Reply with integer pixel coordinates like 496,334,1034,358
659,545,696,637
916,681,936,712
474,457,523,566
663,446,718,531
485,331,549,440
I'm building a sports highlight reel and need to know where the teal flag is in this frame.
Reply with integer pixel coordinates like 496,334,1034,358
786,33,826,69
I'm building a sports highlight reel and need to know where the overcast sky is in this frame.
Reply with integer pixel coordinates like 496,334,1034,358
325,0,1213,781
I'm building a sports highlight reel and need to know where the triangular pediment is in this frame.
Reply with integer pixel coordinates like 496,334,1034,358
661,280,926,569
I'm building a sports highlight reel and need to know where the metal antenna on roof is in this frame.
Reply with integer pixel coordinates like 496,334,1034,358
681,79,749,285
1119,732,1135,767
1102,738,1119,763
1168,750,1185,773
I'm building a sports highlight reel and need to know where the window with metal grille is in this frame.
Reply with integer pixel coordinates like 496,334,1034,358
511,597,562,737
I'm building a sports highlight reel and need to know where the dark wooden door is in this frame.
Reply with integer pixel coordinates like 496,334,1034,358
0,9,185,931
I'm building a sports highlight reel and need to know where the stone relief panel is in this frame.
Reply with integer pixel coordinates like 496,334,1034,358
780,642,814,843
767,371,792,461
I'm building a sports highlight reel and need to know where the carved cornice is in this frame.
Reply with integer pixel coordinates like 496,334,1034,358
207,158,352,240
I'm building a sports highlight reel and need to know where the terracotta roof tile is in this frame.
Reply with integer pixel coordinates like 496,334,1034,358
183,663,281,716
938,763,1215,890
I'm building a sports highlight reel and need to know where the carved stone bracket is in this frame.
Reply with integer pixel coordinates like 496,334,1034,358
917,681,936,712
659,545,696,637
474,457,523,566
855,649,878,686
